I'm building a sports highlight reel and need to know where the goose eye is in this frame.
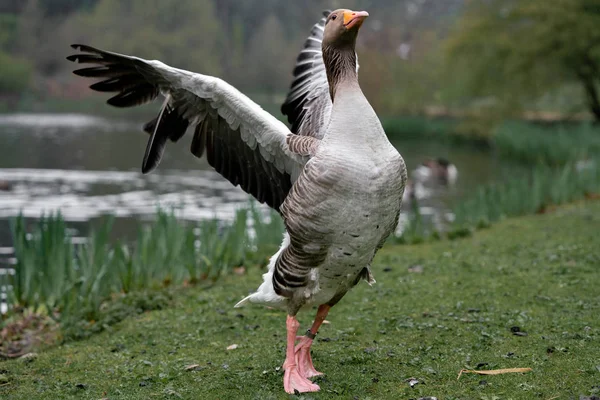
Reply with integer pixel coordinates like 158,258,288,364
331,14,337,20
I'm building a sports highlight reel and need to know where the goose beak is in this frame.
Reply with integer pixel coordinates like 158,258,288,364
343,10,369,30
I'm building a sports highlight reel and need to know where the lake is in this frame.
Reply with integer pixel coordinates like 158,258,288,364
0,113,504,252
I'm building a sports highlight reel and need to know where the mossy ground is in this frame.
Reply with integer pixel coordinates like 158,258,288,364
2,201,600,399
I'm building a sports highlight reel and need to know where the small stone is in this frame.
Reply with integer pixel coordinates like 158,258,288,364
405,377,420,387
408,264,424,273
20,353,38,363
226,344,239,350
510,326,528,336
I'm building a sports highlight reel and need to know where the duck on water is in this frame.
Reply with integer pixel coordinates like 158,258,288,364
67,9,407,394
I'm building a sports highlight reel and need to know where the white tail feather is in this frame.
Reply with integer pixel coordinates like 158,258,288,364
234,233,289,308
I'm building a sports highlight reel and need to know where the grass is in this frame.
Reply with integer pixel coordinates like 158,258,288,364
493,121,600,166
1,200,599,399
2,204,284,340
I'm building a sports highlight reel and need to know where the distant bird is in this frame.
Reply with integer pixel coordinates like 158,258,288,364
68,9,406,394
412,157,458,185
401,178,431,204
0,181,11,191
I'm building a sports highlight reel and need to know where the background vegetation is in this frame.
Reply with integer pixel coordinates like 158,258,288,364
2,0,599,125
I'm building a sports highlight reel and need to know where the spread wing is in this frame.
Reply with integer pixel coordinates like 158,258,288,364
280,10,359,139
67,44,308,211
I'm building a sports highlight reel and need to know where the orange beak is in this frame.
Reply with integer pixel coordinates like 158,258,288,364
343,10,369,30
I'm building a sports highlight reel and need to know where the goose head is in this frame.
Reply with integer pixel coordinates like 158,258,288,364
322,9,369,99
323,9,369,47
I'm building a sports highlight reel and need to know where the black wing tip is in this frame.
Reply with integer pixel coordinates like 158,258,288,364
141,164,154,174
66,44,95,63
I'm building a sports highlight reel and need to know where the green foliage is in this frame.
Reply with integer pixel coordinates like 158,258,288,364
381,115,491,145
69,0,223,75
0,51,32,93
6,204,285,327
453,161,600,228
493,121,600,166
0,13,19,48
446,0,600,120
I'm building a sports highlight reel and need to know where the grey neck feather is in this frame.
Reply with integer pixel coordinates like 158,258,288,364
322,44,358,101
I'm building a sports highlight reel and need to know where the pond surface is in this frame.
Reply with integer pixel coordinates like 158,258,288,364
0,113,504,250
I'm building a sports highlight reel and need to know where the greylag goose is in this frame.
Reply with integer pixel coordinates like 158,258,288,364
412,157,458,185
67,9,407,394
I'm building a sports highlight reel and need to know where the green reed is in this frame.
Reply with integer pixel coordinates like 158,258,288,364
6,204,285,324
493,121,600,166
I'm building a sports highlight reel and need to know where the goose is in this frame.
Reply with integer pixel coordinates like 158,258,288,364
67,9,407,394
412,157,458,185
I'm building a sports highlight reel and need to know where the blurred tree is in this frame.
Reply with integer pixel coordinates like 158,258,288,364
0,51,32,94
15,0,66,76
244,13,290,99
69,0,223,76
446,0,600,121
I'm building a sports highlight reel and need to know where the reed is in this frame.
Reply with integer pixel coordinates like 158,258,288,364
493,121,600,166
396,160,600,244
383,116,600,166
5,204,285,325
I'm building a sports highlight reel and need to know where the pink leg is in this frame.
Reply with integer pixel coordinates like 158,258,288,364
295,304,331,378
283,315,320,394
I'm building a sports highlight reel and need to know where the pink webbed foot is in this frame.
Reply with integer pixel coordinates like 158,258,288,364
283,362,320,394
295,336,323,378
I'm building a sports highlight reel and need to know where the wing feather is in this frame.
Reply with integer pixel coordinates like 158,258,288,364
68,44,307,210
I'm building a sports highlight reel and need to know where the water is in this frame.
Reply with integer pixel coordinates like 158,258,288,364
0,113,503,250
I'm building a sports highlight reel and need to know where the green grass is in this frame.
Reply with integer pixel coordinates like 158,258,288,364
493,121,600,166
1,200,599,399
